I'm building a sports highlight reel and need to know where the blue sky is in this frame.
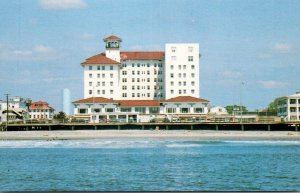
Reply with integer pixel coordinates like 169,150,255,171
0,0,299,111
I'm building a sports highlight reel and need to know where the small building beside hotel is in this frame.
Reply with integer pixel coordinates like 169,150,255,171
29,101,55,120
277,92,300,122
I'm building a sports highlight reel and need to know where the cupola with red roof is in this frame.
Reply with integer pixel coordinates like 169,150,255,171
103,35,122,62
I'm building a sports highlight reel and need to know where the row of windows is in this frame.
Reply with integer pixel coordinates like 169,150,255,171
166,107,203,114
122,78,163,83
29,109,50,112
170,81,195,86
122,85,163,90
89,65,114,70
171,56,194,62
88,73,114,78
122,70,163,75
122,93,163,98
289,107,300,112
89,82,114,87
89,90,114,95
170,65,195,70
171,46,194,53
122,63,163,68
170,89,195,95
289,99,300,104
170,73,195,78
29,114,50,119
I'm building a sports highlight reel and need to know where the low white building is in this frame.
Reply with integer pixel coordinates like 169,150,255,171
0,96,29,122
277,92,300,122
209,106,228,115
29,101,55,120
73,96,209,123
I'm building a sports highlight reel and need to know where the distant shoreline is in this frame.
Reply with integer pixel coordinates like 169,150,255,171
0,130,300,140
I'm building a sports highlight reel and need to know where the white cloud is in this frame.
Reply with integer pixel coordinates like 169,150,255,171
39,0,87,10
222,70,241,78
272,43,293,54
80,33,94,40
33,45,56,54
12,50,33,56
258,80,288,89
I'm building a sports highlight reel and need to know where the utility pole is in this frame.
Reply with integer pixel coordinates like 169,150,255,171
5,94,9,131
240,82,245,123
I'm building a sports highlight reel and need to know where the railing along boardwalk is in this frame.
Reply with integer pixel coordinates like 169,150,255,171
1,122,299,132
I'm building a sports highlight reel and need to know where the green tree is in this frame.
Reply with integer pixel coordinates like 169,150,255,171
267,98,279,113
53,111,68,122
225,105,248,114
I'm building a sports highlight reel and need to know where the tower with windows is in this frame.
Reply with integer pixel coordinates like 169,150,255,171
104,35,122,62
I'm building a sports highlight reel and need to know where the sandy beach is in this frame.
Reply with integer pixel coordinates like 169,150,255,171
0,130,300,140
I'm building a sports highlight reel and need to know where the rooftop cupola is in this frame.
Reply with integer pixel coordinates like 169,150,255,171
103,35,122,62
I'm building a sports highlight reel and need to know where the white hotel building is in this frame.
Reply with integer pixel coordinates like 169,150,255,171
74,35,209,123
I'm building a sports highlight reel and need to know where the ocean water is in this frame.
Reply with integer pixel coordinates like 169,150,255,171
0,138,299,191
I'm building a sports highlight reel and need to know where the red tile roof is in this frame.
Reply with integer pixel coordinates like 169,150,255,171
116,100,160,107
120,52,164,60
29,101,54,110
164,96,209,103
103,35,122,41
73,97,117,104
81,53,120,65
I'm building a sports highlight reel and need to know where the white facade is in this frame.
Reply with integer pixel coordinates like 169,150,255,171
277,92,300,122
209,106,228,115
165,44,200,99
83,64,120,99
82,36,200,101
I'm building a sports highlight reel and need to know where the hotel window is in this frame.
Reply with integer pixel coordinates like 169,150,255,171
154,63,157,67
121,107,131,112
171,47,176,52
171,90,174,94
147,93,150,97
97,74,100,78
191,65,195,70
179,65,181,70
147,86,150,90
191,90,195,94
147,71,150,75
135,107,146,113
102,82,105,86
102,66,105,70
89,66,92,70
179,90,182,94
183,65,186,70
106,108,114,113
290,99,296,104
167,108,176,113
154,70,157,75
132,86,135,90
89,90,92,94
180,108,189,113
97,90,100,94
188,46,193,52
132,71,135,75
132,93,135,97
110,66,113,70
110,82,113,86
132,78,135,82
179,81,182,86
147,78,150,82
183,90,186,94
79,109,87,114
183,73,186,78
110,90,113,94
188,56,193,62
122,78,127,82
149,107,159,114
97,66,100,70
122,85,127,90
89,82,92,86
171,81,174,86
102,90,105,94
154,78,157,82
137,78,140,82
89,74,92,78
290,107,296,112
137,63,140,67
122,71,127,75
171,56,176,61
191,81,195,86
137,86,140,90
178,73,181,78
122,93,127,97
147,63,150,67
170,73,174,78
191,73,195,78
110,74,113,78
183,81,186,86
170,65,174,70
102,74,105,78
132,63,135,67
137,71,140,75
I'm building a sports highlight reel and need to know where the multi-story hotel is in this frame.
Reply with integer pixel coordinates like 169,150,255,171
74,35,208,123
